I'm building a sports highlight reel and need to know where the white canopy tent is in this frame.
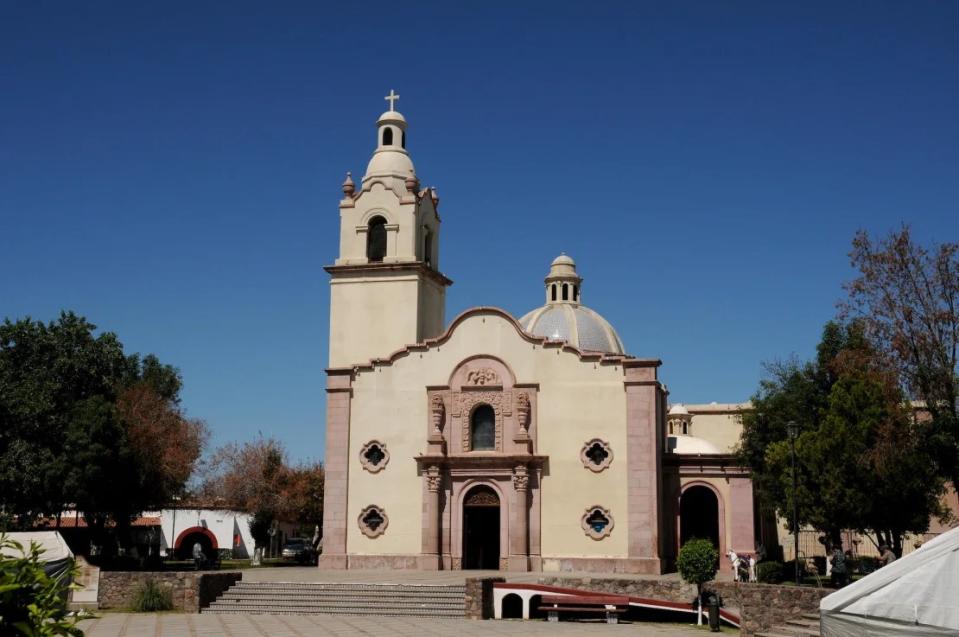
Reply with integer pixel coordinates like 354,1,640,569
1,531,74,578
820,525,959,636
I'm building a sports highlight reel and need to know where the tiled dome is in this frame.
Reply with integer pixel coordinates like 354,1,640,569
518,255,625,355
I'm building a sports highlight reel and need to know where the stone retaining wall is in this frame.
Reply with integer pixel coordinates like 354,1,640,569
465,577,505,619
98,571,242,612
536,576,829,636
713,582,830,636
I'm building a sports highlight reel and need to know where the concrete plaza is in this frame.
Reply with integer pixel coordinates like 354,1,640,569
78,613,716,637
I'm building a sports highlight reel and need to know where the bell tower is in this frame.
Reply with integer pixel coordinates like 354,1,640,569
325,91,451,367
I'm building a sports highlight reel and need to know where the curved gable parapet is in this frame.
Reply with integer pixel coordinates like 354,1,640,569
335,306,659,377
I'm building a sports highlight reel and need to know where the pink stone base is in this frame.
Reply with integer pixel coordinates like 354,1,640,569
542,556,664,575
318,554,347,569
347,554,422,569
418,555,442,570
507,556,529,571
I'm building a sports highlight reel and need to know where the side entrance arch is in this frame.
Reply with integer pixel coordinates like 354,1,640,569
462,485,500,569
173,526,218,560
679,484,722,551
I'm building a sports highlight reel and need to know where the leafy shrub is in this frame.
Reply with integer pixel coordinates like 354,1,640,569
756,561,784,583
677,538,718,593
813,556,827,575
781,559,800,581
0,534,83,636
132,578,173,612
857,556,879,574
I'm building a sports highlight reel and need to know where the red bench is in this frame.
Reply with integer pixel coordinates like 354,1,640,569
538,594,630,624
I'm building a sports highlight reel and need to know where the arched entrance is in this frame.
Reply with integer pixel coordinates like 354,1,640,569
173,526,218,560
463,485,500,569
680,485,720,549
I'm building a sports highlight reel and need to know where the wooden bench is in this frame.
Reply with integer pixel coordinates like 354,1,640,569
538,594,629,624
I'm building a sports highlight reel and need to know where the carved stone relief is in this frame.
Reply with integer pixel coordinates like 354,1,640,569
465,368,500,386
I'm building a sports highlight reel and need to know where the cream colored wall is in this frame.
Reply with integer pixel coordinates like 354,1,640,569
685,404,748,453
345,310,630,559
329,274,420,368
417,277,446,342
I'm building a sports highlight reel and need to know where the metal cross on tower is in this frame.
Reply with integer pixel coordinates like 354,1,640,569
384,89,400,111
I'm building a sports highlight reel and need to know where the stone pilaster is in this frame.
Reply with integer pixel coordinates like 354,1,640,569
509,465,530,571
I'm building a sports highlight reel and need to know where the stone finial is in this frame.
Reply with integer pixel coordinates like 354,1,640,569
342,171,355,197
430,187,439,207
405,170,418,193
515,392,531,433
430,395,445,435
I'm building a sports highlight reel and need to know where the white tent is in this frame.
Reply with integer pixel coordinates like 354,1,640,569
820,525,959,636
1,531,74,578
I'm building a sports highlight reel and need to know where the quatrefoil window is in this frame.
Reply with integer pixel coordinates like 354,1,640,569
580,439,613,472
581,505,614,540
359,440,390,473
358,505,388,538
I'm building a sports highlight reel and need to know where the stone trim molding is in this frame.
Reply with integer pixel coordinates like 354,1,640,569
358,440,390,473
582,505,614,540
580,438,613,472
329,307,656,376
358,505,389,538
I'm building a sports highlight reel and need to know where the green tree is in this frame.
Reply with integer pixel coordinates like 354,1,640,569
676,538,718,625
738,320,947,554
0,311,206,541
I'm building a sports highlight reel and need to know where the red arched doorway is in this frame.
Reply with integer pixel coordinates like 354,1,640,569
173,526,218,560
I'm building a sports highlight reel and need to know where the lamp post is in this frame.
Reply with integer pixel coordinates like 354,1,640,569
786,421,800,585
170,495,181,560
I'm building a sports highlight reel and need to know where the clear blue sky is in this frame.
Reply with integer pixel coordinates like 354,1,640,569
2,2,957,464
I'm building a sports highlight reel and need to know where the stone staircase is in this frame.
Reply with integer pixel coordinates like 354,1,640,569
203,581,466,617
756,612,821,637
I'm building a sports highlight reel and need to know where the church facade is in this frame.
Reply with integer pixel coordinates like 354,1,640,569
319,95,758,573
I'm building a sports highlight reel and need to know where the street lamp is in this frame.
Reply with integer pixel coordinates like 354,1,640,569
170,495,181,560
786,421,800,585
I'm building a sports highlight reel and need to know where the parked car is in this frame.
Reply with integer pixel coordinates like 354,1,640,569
281,539,317,564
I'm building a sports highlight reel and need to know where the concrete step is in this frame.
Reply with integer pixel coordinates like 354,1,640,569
204,606,464,617
232,582,464,590
216,593,464,603
203,581,466,617
209,598,464,609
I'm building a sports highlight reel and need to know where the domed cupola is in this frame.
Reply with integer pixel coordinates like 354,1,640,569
364,89,415,181
518,254,626,354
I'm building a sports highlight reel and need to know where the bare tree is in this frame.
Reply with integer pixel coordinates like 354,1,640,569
842,227,959,486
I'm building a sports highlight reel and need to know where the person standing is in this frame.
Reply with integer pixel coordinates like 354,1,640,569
829,544,848,587
192,541,205,571
879,545,897,567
